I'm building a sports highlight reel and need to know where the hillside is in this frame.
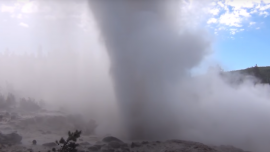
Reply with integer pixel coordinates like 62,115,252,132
228,65,270,84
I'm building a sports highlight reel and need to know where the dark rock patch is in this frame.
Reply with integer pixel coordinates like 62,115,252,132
141,141,148,145
109,141,123,149
32,140,37,145
130,142,141,148
0,132,22,145
121,147,130,152
42,142,57,147
88,145,102,151
216,145,250,152
80,142,91,146
101,148,115,152
102,136,123,143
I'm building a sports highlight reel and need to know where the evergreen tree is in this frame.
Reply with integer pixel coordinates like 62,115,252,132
252,64,267,84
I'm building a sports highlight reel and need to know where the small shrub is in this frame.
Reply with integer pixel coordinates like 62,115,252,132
53,130,81,152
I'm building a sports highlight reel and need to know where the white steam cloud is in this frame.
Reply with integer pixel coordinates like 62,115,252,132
1,0,270,152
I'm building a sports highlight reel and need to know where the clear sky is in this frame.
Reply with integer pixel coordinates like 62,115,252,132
1,0,270,71
206,0,270,71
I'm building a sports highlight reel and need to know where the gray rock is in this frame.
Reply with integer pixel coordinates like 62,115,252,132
109,141,122,149
102,136,123,143
32,140,37,145
80,142,91,146
141,141,149,145
121,143,128,148
42,142,57,147
121,147,130,152
0,132,22,145
28,148,33,152
101,148,114,152
130,142,141,148
88,145,102,151
215,145,250,152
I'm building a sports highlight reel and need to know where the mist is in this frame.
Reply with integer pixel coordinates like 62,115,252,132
0,0,121,137
1,0,270,152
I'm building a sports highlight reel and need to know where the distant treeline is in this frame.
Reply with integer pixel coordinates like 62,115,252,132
224,64,270,85
0,93,44,112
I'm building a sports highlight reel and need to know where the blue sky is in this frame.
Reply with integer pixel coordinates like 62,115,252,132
214,23,270,71
204,0,270,71
1,0,270,71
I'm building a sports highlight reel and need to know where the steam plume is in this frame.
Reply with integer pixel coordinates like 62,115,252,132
88,0,211,140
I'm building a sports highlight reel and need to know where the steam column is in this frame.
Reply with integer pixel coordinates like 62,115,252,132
88,0,179,140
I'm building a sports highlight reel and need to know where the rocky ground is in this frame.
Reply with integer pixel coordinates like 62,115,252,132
0,134,252,152
0,109,251,152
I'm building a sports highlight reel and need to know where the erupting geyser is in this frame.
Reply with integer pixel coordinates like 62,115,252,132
88,0,210,140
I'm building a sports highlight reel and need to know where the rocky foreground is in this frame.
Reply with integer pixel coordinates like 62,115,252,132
0,133,251,152
0,108,251,152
